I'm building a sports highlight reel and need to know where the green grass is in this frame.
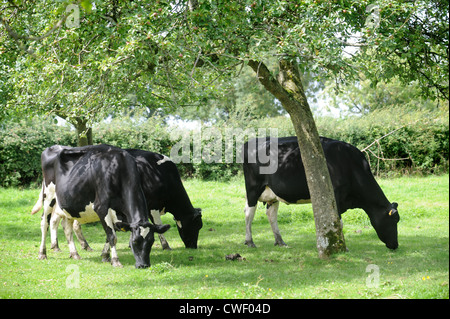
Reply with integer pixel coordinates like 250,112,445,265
0,175,448,299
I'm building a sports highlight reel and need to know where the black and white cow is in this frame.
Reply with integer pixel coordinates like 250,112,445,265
32,147,202,254
31,145,93,256
126,149,202,249
31,144,170,268
243,136,400,250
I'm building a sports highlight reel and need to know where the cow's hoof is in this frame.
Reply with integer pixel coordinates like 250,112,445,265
70,253,82,260
274,241,288,247
83,246,93,252
51,247,62,252
244,240,257,248
102,255,111,263
162,244,172,251
38,253,47,260
111,258,123,268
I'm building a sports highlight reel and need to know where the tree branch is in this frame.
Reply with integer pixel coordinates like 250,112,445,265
0,8,72,42
248,59,289,105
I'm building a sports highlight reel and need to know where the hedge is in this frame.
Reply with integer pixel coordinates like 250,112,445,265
258,107,449,177
0,118,76,187
1,108,448,187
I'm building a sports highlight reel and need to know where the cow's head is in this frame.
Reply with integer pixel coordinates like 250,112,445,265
372,202,400,250
176,208,203,249
129,222,170,268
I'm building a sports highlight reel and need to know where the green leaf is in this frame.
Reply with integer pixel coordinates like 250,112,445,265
80,0,93,13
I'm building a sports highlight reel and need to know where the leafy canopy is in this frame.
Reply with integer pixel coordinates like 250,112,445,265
1,0,448,124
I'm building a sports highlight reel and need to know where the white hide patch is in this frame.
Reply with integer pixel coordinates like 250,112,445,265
176,220,182,228
78,203,101,224
45,182,57,202
55,201,122,227
258,186,311,205
156,155,172,165
150,208,166,218
140,226,150,238
104,209,121,231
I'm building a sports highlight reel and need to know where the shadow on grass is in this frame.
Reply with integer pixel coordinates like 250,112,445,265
95,229,448,296
2,202,447,298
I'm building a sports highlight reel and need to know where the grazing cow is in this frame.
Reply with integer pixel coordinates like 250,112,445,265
31,144,170,268
31,146,93,255
32,147,202,253
243,136,400,250
126,149,202,249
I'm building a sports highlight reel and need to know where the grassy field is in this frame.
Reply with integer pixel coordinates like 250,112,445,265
0,175,448,299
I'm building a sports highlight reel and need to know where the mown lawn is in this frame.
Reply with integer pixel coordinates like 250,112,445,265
0,175,448,299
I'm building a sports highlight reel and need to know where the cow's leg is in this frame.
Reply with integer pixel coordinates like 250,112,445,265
265,201,287,246
150,209,171,250
267,202,286,246
100,208,122,268
49,212,62,252
60,216,81,259
244,200,257,248
73,220,93,251
38,193,55,259
102,230,122,268
101,241,110,263
100,230,121,267
37,182,58,260
109,241,122,268
38,212,50,260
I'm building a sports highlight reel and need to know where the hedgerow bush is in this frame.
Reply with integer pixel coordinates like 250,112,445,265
0,118,76,187
316,108,449,175
0,108,448,187
257,108,449,176
93,116,172,155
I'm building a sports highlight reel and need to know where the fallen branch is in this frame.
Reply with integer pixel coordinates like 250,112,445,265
361,122,417,176
361,124,410,153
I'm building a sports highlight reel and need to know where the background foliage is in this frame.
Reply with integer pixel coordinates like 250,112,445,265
1,107,448,187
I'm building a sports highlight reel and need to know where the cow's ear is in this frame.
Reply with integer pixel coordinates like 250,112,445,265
388,203,398,216
193,208,202,218
151,224,171,234
115,222,130,232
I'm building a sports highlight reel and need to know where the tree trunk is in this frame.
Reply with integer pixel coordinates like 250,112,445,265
74,117,93,147
248,59,346,259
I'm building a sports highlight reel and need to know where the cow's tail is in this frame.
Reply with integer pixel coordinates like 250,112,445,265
31,182,44,215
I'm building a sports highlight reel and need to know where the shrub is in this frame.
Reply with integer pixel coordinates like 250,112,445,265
0,108,447,187
0,118,76,187
254,108,449,175
315,107,449,175
93,116,171,155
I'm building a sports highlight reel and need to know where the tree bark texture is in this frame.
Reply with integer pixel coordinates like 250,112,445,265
74,117,93,147
248,59,346,258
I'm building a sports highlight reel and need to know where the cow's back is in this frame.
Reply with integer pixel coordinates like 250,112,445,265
242,136,387,213
126,149,194,214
